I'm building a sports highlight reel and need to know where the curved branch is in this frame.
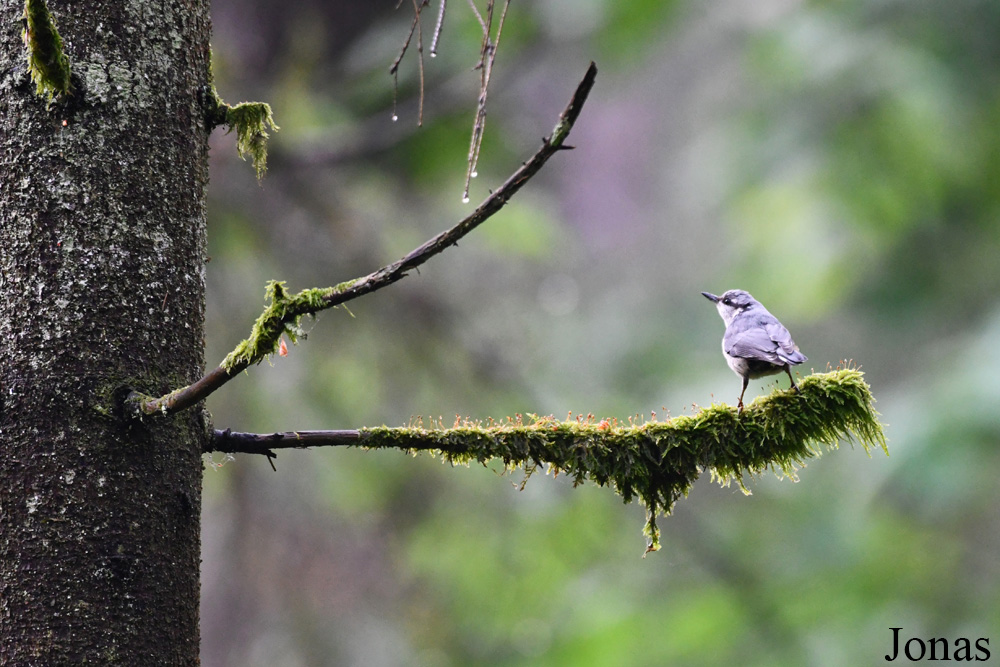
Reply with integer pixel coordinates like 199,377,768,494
206,368,888,553
127,62,598,418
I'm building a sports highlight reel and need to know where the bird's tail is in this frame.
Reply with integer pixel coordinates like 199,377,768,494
780,350,807,365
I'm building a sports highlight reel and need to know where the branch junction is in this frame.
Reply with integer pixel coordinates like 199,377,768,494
128,62,598,418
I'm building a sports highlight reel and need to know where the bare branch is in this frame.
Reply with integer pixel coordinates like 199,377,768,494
212,429,362,457
126,62,598,418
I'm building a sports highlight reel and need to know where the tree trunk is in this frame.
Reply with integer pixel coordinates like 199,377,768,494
1,1,211,662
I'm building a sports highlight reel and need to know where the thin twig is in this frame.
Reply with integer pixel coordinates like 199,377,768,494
389,14,418,76
430,0,447,56
465,1,492,195
127,62,598,419
467,0,486,30
463,0,510,203
389,13,419,122
493,1,510,63
392,1,431,125
412,0,426,126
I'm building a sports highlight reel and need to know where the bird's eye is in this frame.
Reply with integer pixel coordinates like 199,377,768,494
723,298,731,305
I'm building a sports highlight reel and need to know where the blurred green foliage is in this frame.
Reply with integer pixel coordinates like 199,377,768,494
200,1,1000,665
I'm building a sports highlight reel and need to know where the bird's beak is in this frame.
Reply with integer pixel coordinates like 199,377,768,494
701,292,719,303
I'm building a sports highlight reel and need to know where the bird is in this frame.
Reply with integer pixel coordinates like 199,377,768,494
702,289,807,413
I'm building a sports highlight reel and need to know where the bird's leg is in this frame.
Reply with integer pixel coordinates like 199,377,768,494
785,367,800,393
737,376,749,413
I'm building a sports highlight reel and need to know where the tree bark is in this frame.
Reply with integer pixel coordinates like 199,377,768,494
0,1,211,663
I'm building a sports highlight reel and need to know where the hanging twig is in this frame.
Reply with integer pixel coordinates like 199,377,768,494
126,62,598,419
462,0,510,203
389,11,419,75
390,0,431,124
392,0,513,192
467,0,486,30
411,0,427,125
389,12,418,122
430,0,447,57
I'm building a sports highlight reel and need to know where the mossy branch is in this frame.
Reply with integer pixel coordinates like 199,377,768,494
219,279,355,370
207,85,278,180
209,367,887,553
128,62,598,418
22,0,72,102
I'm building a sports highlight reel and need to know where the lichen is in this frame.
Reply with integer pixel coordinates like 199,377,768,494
221,280,356,372
357,367,887,554
22,0,72,102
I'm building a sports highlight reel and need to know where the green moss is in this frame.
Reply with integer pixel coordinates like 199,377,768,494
221,280,356,372
226,102,279,180
22,0,72,102
204,75,278,180
357,368,887,553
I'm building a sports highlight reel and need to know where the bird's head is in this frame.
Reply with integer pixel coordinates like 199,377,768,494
701,289,757,327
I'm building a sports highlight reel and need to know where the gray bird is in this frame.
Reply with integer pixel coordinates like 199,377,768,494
702,289,807,413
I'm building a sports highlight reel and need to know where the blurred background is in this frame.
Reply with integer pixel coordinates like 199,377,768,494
200,1,1000,665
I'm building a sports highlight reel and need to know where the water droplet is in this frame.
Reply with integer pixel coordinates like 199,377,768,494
430,52,437,58
392,114,398,122
470,171,478,178
462,196,470,204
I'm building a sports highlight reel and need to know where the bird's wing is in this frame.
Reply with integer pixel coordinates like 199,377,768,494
724,327,783,363
764,321,807,364
726,322,807,365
